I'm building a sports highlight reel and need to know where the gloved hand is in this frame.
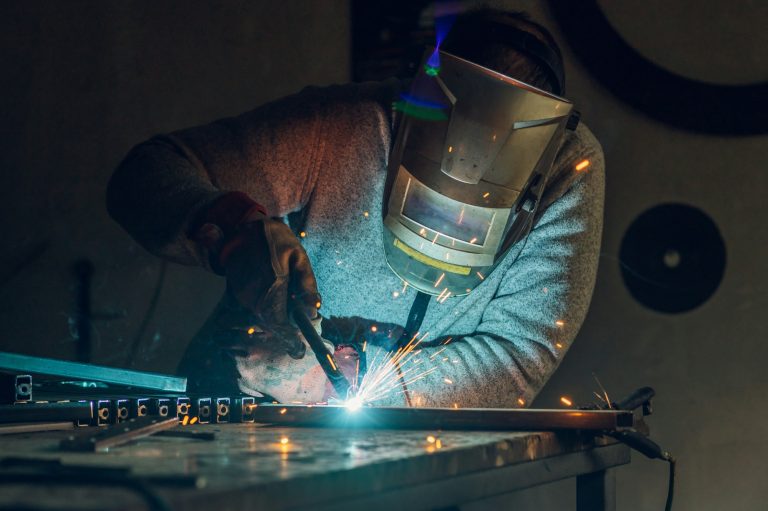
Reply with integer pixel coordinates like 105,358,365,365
192,192,321,359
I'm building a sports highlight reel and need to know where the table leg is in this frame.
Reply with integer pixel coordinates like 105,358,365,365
577,469,615,511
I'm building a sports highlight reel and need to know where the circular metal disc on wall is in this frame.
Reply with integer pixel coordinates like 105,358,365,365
619,204,726,313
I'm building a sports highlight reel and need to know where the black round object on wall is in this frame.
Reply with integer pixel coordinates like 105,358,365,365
619,204,726,313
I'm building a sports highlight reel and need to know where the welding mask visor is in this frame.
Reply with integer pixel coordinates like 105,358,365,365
382,49,575,297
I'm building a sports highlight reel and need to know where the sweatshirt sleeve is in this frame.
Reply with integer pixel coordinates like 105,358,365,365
378,128,605,408
107,81,402,267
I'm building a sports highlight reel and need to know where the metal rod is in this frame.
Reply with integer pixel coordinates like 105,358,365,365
250,404,634,431
290,305,350,399
0,352,187,392
0,401,93,424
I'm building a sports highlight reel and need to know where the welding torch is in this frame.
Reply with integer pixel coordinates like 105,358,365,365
290,301,351,399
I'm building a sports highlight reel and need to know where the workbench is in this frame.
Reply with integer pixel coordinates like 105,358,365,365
0,424,630,511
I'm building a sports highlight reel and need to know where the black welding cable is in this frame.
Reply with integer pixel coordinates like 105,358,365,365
665,456,676,511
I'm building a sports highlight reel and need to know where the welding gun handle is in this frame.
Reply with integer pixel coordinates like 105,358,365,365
616,386,655,412
290,304,351,399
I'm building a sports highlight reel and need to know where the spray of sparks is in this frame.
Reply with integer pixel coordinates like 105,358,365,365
345,331,456,407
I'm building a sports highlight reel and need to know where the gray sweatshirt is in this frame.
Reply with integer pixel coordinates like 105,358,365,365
107,80,605,408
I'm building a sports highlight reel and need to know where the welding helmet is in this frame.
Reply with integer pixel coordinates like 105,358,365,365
382,48,577,297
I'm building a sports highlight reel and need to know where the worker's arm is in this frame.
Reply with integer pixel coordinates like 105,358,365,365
107,81,401,351
107,81,400,269
374,133,605,408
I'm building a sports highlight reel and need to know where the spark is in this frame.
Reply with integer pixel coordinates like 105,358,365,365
476,271,485,280
452,403,459,409
560,396,573,407
362,340,367,352
371,325,378,333
469,237,477,244
438,290,452,303
434,273,445,287
419,228,427,236
315,301,322,309
432,232,439,244
392,291,400,298
182,415,189,425
363,211,369,217
482,192,490,198
448,145,453,153
326,354,338,371
458,207,465,225
555,342,564,349
299,231,307,238
517,398,525,406
247,327,256,335
189,416,198,425
436,439,442,449
575,159,590,171
444,378,453,385
426,435,436,444
402,281,409,293
441,337,453,345
279,408,287,415
593,373,612,409
555,320,565,327
280,436,289,445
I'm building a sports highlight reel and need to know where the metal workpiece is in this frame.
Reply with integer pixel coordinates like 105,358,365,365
0,401,93,424
250,404,634,431
0,352,187,392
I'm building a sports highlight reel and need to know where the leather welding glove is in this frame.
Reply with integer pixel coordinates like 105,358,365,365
219,213,322,358
192,192,321,359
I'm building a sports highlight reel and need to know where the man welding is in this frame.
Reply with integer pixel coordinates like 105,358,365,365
107,9,604,408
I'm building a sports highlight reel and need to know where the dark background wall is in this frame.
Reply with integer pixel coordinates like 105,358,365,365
0,0,350,371
1,1,766,510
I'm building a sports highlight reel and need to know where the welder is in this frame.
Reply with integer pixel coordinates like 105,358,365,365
107,9,604,408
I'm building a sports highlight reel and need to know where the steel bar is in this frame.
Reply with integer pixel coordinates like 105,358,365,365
0,402,93,424
60,416,179,451
0,352,186,392
250,404,633,431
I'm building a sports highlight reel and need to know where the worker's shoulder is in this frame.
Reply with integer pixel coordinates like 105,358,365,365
559,121,605,170
298,78,405,108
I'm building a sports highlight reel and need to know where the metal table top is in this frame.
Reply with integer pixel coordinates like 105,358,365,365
0,423,630,510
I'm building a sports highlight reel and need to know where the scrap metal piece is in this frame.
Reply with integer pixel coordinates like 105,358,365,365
0,401,93,424
175,397,191,421
232,397,257,423
191,397,212,424
250,404,634,431
112,399,130,423
0,374,32,404
95,399,111,426
215,397,230,423
148,398,171,418
131,397,150,418
0,352,186,392
59,415,178,452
